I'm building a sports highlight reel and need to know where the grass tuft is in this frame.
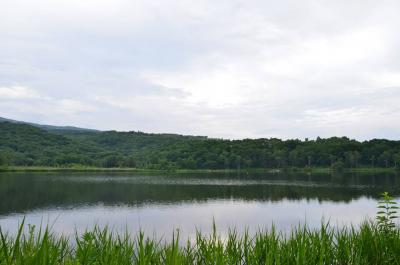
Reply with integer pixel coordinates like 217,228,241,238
1,221,400,264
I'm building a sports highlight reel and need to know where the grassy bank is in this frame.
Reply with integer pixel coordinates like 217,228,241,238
0,165,398,175
1,222,400,265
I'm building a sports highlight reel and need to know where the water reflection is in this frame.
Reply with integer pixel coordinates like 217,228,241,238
0,171,399,239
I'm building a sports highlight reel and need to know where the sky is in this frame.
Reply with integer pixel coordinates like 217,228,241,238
1,0,400,140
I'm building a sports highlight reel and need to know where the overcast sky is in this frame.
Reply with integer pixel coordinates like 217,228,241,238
1,0,400,140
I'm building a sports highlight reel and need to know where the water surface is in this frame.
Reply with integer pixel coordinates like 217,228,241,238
0,171,399,239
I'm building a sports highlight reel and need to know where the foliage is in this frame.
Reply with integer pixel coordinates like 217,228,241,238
1,122,400,170
331,159,345,172
376,192,399,233
0,153,7,167
1,221,400,264
394,153,400,169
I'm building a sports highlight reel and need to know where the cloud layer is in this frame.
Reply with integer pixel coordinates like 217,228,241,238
1,0,400,139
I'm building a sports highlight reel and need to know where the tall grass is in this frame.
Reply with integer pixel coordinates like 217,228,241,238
1,193,398,264
1,221,400,265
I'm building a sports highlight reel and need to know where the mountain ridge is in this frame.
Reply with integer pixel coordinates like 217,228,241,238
0,117,99,133
0,117,399,170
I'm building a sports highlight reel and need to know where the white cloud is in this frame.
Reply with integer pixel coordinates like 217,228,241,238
1,0,400,139
0,86,42,99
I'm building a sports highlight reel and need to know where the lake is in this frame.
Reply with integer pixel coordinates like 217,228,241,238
0,171,399,240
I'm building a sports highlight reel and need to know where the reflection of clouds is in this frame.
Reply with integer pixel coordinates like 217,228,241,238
0,198,379,241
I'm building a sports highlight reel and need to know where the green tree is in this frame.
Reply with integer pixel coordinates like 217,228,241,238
393,153,400,169
122,156,136,168
345,151,361,168
370,155,376,168
331,159,345,172
3,122,400,170
289,150,300,167
379,151,392,168
328,154,337,166
235,155,241,170
273,149,287,168
0,152,7,167
307,155,312,167
353,151,361,168
102,156,121,168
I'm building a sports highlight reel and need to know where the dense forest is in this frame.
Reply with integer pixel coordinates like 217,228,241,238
0,121,400,170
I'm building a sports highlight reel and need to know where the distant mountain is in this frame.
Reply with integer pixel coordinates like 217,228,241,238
0,116,399,170
0,117,99,133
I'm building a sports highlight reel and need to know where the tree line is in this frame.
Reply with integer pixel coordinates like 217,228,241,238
1,122,400,170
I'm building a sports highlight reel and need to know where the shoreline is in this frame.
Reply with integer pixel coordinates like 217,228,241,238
0,166,398,174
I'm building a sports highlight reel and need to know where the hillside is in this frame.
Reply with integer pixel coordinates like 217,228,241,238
0,119,400,170
0,117,99,133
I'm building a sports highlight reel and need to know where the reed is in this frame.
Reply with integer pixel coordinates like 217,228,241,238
1,221,400,265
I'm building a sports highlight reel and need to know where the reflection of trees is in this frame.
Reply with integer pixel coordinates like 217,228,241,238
0,172,399,215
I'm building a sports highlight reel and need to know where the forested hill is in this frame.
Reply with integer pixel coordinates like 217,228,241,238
0,116,98,133
0,120,400,170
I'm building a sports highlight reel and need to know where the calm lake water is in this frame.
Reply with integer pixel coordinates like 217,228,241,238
0,171,399,240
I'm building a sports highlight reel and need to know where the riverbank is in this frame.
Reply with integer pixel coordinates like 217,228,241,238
1,221,399,264
0,165,398,174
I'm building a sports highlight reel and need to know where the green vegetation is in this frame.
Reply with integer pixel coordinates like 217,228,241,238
377,192,399,233
1,221,399,264
1,121,400,171
0,153,7,168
